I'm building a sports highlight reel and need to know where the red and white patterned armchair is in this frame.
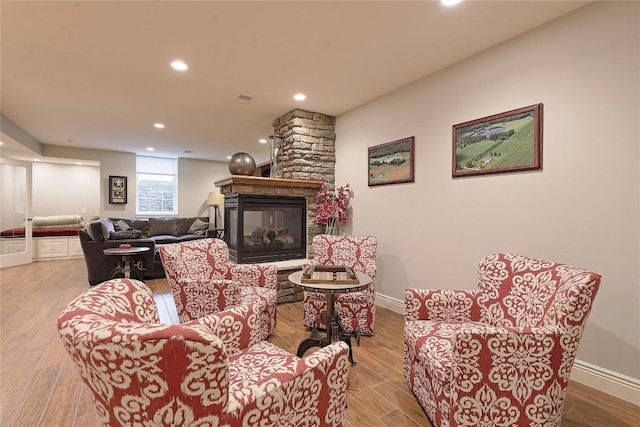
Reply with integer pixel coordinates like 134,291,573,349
303,234,377,335
58,278,351,426
159,238,277,339
404,253,602,427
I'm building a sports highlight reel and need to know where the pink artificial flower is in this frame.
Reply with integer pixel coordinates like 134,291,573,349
315,182,350,225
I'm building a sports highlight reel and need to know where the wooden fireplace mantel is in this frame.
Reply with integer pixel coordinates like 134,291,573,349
214,175,323,190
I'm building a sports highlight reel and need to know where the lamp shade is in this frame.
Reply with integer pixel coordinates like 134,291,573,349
207,190,224,205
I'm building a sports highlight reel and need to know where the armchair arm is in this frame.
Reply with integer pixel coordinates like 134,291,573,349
58,319,232,420
450,324,568,423
228,341,350,425
362,261,377,281
229,263,277,290
186,300,266,355
404,288,480,322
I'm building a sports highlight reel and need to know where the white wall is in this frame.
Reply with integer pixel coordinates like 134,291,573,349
32,162,100,218
42,145,230,218
336,0,639,387
44,145,138,218
177,157,230,219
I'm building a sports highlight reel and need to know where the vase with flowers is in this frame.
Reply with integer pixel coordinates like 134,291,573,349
315,182,350,235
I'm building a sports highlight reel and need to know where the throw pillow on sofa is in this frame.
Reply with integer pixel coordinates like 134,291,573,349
187,218,209,235
176,218,194,236
149,218,178,236
130,219,150,237
114,219,131,231
110,229,143,240
86,218,115,241
99,218,115,240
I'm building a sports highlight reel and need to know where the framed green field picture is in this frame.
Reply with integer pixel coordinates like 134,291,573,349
452,103,543,178
368,136,415,186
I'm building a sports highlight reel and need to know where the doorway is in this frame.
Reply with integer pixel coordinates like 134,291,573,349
0,157,32,268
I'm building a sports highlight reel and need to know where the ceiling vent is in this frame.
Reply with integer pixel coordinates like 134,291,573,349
237,95,253,103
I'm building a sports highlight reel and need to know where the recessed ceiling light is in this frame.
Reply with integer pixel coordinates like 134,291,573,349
76,162,83,165
226,155,232,160
0,141,3,145
259,139,267,144
146,147,155,151
441,0,462,6
293,93,306,101
33,158,40,162
171,60,188,71
154,123,165,129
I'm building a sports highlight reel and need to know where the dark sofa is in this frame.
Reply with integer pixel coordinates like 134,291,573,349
78,216,210,285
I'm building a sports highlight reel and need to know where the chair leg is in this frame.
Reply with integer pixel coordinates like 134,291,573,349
352,327,361,346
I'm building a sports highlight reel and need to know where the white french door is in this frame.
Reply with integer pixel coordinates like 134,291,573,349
0,157,32,268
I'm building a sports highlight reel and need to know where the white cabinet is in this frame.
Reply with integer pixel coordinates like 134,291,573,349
34,236,84,261
0,238,26,255
36,238,68,259
69,238,84,258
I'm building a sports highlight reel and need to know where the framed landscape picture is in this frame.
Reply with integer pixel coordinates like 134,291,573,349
368,136,415,186
452,103,543,178
109,175,127,204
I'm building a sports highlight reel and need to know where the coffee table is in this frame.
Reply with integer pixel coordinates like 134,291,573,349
103,246,150,280
289,270,372,364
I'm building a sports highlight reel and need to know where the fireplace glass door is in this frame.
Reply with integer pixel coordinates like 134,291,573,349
224,194,306,263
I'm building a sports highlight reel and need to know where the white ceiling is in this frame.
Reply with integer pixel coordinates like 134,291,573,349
1,0,591,165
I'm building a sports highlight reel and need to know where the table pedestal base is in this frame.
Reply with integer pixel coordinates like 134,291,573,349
109,256,145,281
296,294,360,364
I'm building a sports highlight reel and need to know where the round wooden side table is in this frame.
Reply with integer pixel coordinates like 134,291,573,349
289,270,372,364
103,246,150,280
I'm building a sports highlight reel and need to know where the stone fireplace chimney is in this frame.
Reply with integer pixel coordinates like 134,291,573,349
215,109,336,302
272,109,336,184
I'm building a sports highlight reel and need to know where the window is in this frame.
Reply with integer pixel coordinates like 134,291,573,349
136,156,177,215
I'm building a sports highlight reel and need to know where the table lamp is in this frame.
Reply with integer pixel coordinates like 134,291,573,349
206,190,224,228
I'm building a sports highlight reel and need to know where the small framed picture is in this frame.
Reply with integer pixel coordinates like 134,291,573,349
368,136,415,186
109,175,127,204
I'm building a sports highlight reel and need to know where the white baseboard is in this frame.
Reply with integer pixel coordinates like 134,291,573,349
571,360,640,406
375,293,640,406
376,293,404,315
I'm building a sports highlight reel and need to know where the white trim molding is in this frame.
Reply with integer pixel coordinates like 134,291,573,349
375,292,640,405
376,293,404,315
571,360,640,406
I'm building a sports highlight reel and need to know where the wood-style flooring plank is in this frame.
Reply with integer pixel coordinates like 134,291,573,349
37,355,86,426
379,408,428,427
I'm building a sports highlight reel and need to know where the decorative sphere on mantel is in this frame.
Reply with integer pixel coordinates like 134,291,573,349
228,152,256,176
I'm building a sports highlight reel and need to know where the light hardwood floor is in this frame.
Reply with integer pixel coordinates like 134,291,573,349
1,258,638,426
